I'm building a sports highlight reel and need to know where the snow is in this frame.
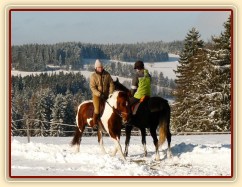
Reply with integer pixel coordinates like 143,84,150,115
11,134,231,177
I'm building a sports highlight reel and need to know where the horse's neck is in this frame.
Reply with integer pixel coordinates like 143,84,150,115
100,102,115,126
102,103,113,116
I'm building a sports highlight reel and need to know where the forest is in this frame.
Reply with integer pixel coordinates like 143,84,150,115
11,40,183,71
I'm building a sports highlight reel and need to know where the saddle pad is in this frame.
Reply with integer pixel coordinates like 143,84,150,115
132,102,140,115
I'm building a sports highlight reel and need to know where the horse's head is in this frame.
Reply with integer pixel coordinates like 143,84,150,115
108,91,131,124
113,78,131,97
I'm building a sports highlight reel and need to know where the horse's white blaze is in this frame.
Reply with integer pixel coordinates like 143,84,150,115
101,91,119,133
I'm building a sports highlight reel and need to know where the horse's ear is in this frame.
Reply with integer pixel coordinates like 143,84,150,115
116,77,119,82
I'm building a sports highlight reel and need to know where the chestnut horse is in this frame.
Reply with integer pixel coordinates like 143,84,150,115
71,91,130,161
113,79,172,161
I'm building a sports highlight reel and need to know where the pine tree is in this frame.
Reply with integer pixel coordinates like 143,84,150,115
62,91,76,136
205,16,231,131
31,88,54,136
181,48,213,131
51,94,65,136
11,91,24,136
172,28,204,132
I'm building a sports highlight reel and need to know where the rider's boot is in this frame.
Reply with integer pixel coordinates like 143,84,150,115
92,113,100,131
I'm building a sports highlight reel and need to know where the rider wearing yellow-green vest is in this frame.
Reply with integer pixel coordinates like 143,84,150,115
130,60,151,107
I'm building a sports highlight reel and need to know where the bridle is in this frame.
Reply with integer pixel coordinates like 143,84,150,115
105,96,129,119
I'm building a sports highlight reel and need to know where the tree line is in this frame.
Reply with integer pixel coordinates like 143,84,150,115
11,40,184,71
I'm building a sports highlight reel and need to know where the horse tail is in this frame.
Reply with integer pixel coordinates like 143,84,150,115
71,105,83,147
158,123,166,147
158,101,171,147
71,127,81,146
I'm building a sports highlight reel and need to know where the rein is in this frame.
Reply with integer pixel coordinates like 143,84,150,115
105,99,128,118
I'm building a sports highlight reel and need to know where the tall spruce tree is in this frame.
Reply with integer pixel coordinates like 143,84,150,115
181,48,213,131
189,16,231,132
172,28,204,132
206,16,231,131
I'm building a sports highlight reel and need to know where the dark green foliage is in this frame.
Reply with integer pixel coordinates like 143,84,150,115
172,17,231,132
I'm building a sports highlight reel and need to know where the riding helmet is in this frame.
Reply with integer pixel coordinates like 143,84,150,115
134,60,144,70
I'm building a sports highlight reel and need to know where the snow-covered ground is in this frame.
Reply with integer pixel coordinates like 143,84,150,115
11,134,231,177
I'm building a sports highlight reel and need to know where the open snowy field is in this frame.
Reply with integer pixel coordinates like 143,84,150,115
10,134,232,177
11,54,179,80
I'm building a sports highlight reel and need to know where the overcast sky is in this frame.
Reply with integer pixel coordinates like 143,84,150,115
11,10,231,45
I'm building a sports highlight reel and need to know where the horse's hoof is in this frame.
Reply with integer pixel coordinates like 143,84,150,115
124,152,128,157
110,152,116,157
167,152,172,159
155,155,160,161
155,158,160,161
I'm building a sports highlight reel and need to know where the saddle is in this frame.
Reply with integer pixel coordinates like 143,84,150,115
131,96,167,115
132,96,150,115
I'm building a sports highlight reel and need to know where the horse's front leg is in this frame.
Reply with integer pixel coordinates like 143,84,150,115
98,128,106,154
124,125,133,157
111,144,118,157
111,138,126,161
140,128,147,157
150,127,160,161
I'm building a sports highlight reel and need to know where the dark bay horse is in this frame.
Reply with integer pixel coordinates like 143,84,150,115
71,91,130,161
114,79,172,161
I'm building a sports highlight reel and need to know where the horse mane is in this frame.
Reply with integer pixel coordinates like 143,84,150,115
113,79,130,93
